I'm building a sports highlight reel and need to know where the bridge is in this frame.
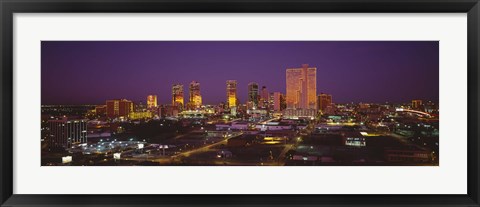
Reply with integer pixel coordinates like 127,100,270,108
395,108,432,118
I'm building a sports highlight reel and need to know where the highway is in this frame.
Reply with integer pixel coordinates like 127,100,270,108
276,144,294,165
171,132,243,158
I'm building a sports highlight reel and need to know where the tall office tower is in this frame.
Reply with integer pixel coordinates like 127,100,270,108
317,93,333,112
48,118,87,149
273,92,282,111
268,92,275,111
247,82,259,109
172,84,184,109
412,99,423,110
226,80,238,108
286,64,317,110
280,93,287,111
147,95,157,108
259,86,269,108
106,99,134,118
189,81,202,109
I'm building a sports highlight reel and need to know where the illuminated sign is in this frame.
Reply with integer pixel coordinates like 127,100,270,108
113,153,121,159
137,143,144,149
345,137,366,147
159,145,169,149
62,156,72,164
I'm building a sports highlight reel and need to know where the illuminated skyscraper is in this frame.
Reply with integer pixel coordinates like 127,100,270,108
106,99,134,118
259,86,269,108
172,84,184,109
226,80,238,108
412,99,423,110
317,93,332,113
189,81,202,108
147,95,157,108
247,82,259,109
286,64,317,110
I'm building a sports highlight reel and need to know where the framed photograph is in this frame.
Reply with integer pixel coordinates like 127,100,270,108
1,0,479,206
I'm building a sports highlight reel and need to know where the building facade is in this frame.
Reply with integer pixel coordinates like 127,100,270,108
226,80,238,108
106,99,134,118
272,92,282,111
172,84,184,110
318,93,333,113
129,111,153,120
94,105,107,117
189,81,202,109
283,108,317,119
259,86,269,108
286,64,317,110
247,82,259,109
147,95,157,108
48,118,87,149
412,99,423,110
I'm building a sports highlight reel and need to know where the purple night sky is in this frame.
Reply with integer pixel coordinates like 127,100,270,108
41,41,439,105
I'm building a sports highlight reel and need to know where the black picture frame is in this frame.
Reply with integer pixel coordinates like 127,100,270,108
1,0,479,206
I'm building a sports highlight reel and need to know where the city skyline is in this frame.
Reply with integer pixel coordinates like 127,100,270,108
41,41,439,166
41,41,439,105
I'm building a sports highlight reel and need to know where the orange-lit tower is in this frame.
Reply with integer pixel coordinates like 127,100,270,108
147,95,157,108
286,64,317,110
172,84,184,109
412,99,423,110
189,81,202,108
226,80,238,108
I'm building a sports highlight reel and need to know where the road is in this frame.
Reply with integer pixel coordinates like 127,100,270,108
276,144,294,165
259,118,279,125
131,132,244,164
171,132,243,158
